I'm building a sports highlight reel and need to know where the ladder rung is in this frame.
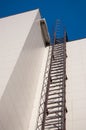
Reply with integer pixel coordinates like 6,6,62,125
52,76,64,79
48,92,64,96
46,116,63,120
47,100,63,105
47,105,63,110
48,96,63,100
51,61,64,65
49,87,63,92
52,58,64,62
45,119,62,124
50,83,63,87
52,59,64,62
51,68,64,72
53,50,64,53
45,125,62,130
45,121,62,126
46,110,63,115
50,80,63,84
50,72,64,76
51,70,64,74
51,64,64,68
52,64,64,67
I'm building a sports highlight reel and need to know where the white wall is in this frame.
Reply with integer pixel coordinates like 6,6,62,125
0,10,49,130
66,38,86,130
0,9,38,99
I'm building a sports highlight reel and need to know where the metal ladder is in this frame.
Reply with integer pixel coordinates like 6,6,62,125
36,21,67,130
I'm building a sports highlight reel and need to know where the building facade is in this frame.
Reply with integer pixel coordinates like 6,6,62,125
0,9,86,130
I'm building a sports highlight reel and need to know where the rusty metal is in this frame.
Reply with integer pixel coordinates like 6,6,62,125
36,20,67,130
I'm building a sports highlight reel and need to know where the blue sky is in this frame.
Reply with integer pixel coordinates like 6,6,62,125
0,0,86,41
